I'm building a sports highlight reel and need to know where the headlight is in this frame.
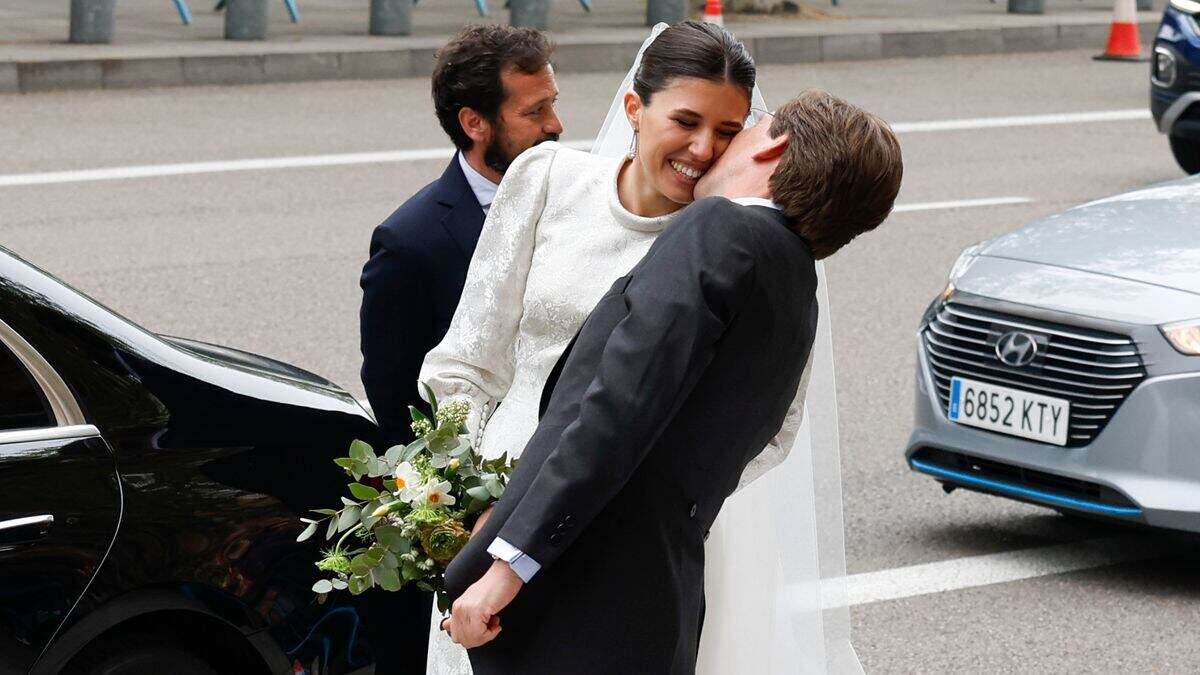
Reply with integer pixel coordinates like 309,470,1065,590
1153,47,1178,88
926,243,984,323
1170,0,1200,13
947,242,983,285
1162,321,1200,355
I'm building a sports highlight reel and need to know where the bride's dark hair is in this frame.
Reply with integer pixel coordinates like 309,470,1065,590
632,21,755,105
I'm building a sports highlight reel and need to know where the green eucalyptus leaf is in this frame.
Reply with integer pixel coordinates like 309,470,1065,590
369,457,391,478
384,444,405,466
325,517,339,540
374,564,402,591
350,553,376,576
430,454,451,469
312,508,339,516
338,506,362,532
331,579,349,591
348,574,371,595
340,497,357,507
375,525,406,551
401,562,424,582
312,579,334,594
402,439,428,462
466,485,492,502
349,483,381,501
484,477,504,499
296,522,318,542
334,457,356,470
365,546,387,566
349,439,374,462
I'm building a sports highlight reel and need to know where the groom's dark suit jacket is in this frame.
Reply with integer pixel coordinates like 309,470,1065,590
445,197,819,675
360,156,484,673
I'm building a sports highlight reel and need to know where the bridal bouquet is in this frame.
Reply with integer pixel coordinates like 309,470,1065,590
299,385,512,611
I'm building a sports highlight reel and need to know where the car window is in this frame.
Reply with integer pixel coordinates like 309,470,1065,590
0,343,53,431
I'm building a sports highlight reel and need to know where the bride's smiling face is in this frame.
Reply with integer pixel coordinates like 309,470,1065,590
624,77,751,209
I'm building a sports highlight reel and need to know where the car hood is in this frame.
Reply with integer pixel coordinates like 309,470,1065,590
160,335,343,393
978,176,1200,294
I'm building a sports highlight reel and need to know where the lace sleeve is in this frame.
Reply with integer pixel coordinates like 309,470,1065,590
737,349,814,490
418,143,558,443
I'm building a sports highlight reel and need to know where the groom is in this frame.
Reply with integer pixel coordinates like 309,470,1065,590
443,90,903,674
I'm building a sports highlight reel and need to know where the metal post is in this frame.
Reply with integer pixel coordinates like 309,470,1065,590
370,0,412,36
69,0,117,44
225,0,269,40
510,0,550,29
1006,0,1044,14
646,0,685,26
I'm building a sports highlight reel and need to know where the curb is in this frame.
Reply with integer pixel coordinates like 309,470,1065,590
0,19,1160,94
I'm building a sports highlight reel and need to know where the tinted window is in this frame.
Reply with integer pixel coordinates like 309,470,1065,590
0,344,53,431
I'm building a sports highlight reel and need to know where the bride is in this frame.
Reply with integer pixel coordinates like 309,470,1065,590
420,20,858,675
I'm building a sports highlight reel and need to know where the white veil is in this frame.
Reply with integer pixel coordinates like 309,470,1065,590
591,24,860,674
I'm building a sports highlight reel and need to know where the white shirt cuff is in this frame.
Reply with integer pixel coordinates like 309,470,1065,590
487,537,541,583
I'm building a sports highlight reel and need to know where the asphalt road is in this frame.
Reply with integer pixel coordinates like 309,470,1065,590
2,50,1197,672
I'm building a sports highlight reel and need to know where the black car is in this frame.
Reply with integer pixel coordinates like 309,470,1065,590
1153,0,1200,174
1,244,381,675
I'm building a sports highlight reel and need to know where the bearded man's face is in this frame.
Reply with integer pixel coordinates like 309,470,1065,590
483,64,563,176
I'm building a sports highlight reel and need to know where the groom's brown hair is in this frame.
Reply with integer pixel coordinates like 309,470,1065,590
768,90,903,260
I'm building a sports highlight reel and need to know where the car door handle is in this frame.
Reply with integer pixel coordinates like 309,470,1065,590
0,514,54,538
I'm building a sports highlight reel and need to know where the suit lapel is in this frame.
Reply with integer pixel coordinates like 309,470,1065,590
432,155,486,261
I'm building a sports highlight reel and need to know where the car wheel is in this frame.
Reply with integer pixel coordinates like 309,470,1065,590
65,633,217,675
1169,134,1200,175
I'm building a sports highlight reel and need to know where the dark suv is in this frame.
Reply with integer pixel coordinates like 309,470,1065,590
1,244,381,675
1153,0,1200,174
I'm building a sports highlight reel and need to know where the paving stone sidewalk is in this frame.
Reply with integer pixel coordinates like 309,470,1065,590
0,0,1165,92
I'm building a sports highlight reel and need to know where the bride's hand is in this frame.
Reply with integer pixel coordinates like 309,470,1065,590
471,506,495,537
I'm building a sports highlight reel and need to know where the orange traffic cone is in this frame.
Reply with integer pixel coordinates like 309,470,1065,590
703,0,723,26
1094,0,1147,61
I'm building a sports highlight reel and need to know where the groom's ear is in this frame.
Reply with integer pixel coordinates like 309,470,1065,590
751,131,789,163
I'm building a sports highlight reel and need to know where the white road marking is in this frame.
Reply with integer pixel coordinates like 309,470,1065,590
891,108,1150,134
892,196,1032,213
844,534,1170,607
0,109,1151,188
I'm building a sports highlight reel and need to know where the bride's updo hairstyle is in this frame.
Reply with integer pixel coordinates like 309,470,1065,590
632,21,755,106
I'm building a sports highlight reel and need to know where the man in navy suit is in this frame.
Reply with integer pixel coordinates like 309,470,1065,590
358,24,563,674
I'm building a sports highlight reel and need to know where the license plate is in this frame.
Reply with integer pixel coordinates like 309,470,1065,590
948,376,1070,446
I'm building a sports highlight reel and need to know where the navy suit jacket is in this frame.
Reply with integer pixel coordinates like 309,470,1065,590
360,156,486,447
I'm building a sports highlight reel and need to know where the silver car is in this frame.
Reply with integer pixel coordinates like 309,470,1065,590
906,175,1200,532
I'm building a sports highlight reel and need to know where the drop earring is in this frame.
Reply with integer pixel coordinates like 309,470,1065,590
628,129,638,160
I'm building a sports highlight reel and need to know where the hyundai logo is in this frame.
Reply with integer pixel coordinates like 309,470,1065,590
995,331,1039,367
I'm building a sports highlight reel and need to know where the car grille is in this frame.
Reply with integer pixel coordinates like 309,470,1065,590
923,302,1146,447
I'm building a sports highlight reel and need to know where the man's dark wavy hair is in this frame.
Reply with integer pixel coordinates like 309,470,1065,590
432,25,554,152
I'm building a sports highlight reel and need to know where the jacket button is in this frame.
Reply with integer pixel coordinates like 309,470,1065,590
689,503,698,518
563,515,574,526
549,532,562,543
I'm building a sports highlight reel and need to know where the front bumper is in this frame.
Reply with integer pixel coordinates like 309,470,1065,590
905,310,1200,533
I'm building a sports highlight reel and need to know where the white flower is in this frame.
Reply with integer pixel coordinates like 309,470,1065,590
422,480,457,508
392,462,423,500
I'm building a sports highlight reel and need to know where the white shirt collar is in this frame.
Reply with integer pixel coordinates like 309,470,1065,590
458,152,499,213
731,197,783,211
